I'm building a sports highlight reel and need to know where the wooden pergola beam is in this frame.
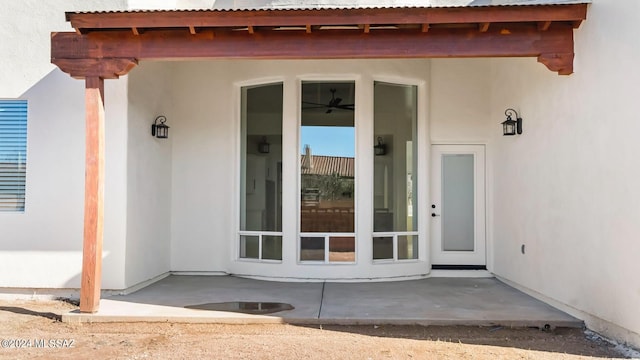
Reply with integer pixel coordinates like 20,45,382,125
538,21,552,31
66,5,588,31
53,58,138,79
52,24,576,74
52,25,574,59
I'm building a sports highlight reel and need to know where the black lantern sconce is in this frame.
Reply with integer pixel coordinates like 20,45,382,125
502,109,523,136
374,137,387,156
151,116,169,139
258,136,270,154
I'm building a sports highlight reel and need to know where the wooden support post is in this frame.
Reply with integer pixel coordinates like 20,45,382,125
80,76,105,313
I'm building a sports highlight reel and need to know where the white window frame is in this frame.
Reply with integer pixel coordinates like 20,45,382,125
236,80,285,263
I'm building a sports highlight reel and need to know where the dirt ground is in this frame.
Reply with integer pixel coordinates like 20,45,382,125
0,300,631,360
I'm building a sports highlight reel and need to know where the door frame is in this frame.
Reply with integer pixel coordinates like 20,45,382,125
430,144,486,266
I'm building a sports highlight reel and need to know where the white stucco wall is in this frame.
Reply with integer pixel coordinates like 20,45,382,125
430,59,493,144
125,62,173,287
0,0,131,289
169,59,437,279
0,0,495,288
0,69,129,289
0,0,127,98
167,59,492,280
490,0,640,347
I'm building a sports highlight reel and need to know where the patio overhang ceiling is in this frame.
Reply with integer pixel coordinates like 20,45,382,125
51,4,587,77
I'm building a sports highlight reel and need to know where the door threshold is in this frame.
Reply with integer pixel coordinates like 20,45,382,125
432,265,486,270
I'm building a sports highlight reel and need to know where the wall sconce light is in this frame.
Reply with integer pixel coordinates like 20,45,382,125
502,109,523,136
374,137,387,156
258,136,270,154
151,116,169,139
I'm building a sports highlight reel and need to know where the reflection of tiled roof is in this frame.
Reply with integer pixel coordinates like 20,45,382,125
301,155,354,178
73,1,592,12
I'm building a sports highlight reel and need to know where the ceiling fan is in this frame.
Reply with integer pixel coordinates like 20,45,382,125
303,88,354,113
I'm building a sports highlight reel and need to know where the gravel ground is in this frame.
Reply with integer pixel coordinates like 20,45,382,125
0,300,632,360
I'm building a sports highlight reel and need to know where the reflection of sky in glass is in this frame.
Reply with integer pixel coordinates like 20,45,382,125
0,101,27,164
300,126,354,157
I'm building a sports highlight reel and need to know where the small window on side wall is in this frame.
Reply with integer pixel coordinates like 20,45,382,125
0,100,27,212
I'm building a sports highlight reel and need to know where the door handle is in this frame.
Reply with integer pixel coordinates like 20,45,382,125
431,213,440,217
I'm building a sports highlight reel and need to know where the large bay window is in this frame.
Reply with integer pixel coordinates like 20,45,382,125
237,79,420,267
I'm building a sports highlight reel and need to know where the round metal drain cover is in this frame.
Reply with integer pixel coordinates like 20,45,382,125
185,302,294,314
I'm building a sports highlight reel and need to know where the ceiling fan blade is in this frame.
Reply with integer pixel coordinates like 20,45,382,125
302,101,328,106
304,89,354,113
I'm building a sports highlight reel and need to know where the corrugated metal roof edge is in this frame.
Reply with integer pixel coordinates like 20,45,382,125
69,2,591,15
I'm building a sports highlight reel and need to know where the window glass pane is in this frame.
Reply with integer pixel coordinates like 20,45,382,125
398,235,418,260
373,237,393,260
442,154,474,251
0,100,27,212
240,84,283,232
300,237,325,261
300,82,355,233
373,82,417,232
240,235,259,259
262,235,282,260
329,236,355,262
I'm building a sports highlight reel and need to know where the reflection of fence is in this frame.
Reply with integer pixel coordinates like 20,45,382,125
301,188,320,206
300,207,354,232
0,161,26,211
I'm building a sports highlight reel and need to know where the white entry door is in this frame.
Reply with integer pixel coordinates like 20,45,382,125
430,145,486,266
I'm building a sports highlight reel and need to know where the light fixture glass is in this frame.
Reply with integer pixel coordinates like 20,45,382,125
502,109,522,136
151,115,169,139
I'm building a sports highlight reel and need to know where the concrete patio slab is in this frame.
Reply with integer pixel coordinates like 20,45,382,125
320,278,580,327
62,275,582,328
